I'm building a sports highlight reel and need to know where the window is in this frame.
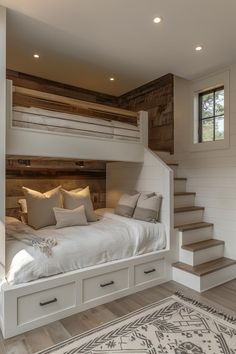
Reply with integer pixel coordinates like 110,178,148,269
198,86,224,143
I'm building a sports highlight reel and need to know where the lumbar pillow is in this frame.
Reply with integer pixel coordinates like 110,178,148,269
133,192,162,222
22,186,62,229
53,205,88,228
61,186,97,222
115,193,140,218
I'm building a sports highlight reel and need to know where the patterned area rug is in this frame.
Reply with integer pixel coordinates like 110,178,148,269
37,293,236,354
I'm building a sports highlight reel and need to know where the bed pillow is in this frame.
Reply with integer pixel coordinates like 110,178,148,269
18,198,28,224
22,186,62,229
61,186,97,222
53,205,88,228
133,192,162,222
115,193,140,218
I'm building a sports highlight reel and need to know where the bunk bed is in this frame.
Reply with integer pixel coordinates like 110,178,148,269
0,80,174,338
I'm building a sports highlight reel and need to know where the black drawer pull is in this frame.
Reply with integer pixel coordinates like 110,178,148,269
40,298,57,306
100,280,114,288
144,268,156,274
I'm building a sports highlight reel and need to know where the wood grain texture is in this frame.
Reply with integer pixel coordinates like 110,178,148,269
176,222,214,231
173,257,236,276
1,280,236,353
8,70,174,153
182,239,224,252
6,159,106,217
119,74,174,153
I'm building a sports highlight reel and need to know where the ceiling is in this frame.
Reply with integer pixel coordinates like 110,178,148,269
1,0,236,95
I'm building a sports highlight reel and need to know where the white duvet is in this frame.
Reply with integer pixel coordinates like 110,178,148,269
5,209,166,285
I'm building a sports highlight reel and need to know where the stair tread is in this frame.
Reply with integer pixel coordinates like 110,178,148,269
174,178,187,181
175,222,213,231
182,239,224,252
167,163,179,166
174,206,204,213
174,192,196,196
172,257,236,276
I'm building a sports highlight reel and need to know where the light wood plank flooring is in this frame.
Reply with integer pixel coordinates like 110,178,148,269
1,279,236,353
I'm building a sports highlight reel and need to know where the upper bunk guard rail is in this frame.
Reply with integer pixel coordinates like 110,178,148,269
13,86,138,123
6,80,148,162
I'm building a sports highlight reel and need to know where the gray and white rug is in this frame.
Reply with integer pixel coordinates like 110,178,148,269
37,293,236,354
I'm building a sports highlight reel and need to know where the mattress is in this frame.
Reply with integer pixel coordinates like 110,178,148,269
12,106,140,142
5,208,166,285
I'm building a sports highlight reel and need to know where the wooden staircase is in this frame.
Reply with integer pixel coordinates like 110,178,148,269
168,163,236,292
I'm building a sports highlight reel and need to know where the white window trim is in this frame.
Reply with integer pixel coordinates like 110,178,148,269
190,70,230,152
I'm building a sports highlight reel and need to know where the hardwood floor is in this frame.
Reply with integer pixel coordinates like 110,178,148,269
1,279,236,353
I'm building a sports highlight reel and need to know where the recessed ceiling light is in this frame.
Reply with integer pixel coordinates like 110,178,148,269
195,46,203,51
153,17,162,24
110,77,115,81
33,53,40,59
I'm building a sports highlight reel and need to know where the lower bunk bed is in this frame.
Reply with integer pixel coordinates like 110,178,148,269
1,208,170,338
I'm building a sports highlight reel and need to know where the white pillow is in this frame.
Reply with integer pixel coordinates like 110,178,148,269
115,193,140,218
61,186,97,222
22,186,62,229
53,205,88,228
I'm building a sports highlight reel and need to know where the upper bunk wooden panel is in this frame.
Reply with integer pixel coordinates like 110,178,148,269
6,80,148,162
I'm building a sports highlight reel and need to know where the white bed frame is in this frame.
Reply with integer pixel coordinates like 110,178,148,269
0,8,174,338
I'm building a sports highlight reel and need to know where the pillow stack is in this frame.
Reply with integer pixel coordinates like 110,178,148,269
115,191,162,223
20,186,96,229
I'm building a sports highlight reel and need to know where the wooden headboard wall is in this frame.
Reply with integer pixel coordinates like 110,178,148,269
6,158,106,218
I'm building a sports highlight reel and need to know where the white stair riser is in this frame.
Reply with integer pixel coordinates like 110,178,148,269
174,210,204,226
173,264,236,292
174,194,195,208
180,227,213,246
172,267,201,291
201,264,236,291
180,244,224,266
174,180,186,193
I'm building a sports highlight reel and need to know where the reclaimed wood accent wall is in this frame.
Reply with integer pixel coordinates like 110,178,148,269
7,70,174,153
6,158,106,218
118,74,174,153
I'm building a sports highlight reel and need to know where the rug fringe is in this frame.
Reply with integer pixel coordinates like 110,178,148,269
174,291,236,325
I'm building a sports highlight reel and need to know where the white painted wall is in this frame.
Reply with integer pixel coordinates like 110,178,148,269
174,67,236,259
0,6,6,280
106,148,174,249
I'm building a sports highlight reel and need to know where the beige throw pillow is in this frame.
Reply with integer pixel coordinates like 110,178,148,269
22,186,62,229
61,186,97,222
53,205,88,228
133,192,162,222
115,193,140,218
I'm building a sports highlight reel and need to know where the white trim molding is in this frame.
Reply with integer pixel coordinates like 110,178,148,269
190,70,230,152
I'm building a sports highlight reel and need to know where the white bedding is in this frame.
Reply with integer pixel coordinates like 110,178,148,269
13,106,140,142
5,208,166,285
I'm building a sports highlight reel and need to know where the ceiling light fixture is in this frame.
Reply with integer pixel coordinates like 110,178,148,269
33,53,40,59
110,77,115,81
153,17,162,24
195,46,203,51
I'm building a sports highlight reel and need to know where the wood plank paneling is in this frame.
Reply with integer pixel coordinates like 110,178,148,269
6,159,106,218
119,74,174,153
7,70,174,152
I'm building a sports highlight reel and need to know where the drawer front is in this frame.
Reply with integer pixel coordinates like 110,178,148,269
83,268,128,303
18,282,76,325
134,259,165,286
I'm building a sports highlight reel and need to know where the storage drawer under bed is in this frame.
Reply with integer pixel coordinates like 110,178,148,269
134,258,165,286
17,282,76,325
83,268,129,303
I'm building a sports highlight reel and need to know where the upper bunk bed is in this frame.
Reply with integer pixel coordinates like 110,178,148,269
6,80,148,162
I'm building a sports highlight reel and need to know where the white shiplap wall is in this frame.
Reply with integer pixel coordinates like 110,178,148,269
174,67,236,259
106,148,174,248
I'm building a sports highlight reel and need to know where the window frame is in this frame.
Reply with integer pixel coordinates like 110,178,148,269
198,85,224,143
190,70,230,152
